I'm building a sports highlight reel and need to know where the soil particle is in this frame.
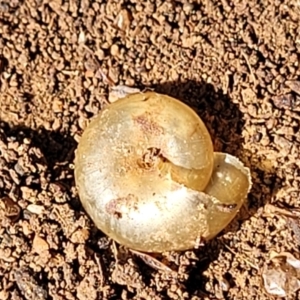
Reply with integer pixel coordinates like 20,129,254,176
32,235,49,254
14,267,48,300
0,0,300,299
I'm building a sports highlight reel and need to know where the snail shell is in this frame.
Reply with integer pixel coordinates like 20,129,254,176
75,92,251,253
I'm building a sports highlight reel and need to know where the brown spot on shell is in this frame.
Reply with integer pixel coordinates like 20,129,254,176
133,113,164,135
105,194,139,219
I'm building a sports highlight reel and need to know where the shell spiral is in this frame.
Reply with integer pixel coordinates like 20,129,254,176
75,92,251,253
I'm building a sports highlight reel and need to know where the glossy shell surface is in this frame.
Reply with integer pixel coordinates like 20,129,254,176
75,92,251,252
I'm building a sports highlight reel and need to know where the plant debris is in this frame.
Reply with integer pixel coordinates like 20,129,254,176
262,252,300,298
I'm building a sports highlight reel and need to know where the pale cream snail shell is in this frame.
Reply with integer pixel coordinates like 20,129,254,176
74,92,252,253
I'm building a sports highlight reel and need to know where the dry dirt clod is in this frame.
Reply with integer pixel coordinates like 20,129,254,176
115,9,132,31
285,80,300,96
70,228,90,244
14,268,48,300
272,94,297,110
0,196,21,222
110,44,119,57
32,235,49,254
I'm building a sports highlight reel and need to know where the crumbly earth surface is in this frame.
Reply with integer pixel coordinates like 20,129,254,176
0,1,300,299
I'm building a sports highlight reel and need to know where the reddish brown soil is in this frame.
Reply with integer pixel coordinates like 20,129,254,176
0,1,300,299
